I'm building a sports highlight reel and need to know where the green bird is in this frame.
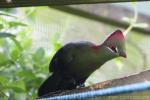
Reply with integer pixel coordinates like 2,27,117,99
38,30,126,97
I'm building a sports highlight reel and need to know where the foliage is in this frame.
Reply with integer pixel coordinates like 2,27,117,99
0,10,61,99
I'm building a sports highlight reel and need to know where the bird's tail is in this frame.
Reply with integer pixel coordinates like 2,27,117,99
38,72,62,97
38,72,76,97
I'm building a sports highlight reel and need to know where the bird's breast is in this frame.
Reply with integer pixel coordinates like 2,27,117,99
67,52,104,79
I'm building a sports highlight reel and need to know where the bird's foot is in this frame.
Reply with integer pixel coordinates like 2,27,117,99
76,83,85,88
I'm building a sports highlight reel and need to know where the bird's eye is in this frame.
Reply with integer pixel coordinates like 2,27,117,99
107,46,118,53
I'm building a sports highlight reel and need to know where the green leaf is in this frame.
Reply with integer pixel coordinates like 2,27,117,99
32,48,45,63
0,11,17,18
0,16,8,27
15,81,26,91
10,37,23,51
0,76,8,84
0,33,23,51
51,32,60,43
8,21,27,28
22,38,32,49
0,52,8,64
14,93,27,100
50,32,62,50
0,24,4,30
0,32,16,38
10,48,21,60
54,42,61,50
17,70,35,80
0,93,8,100
6,81,26,93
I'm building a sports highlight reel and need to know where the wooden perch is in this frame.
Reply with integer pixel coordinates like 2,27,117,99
39,69,150,98
0,0,149,8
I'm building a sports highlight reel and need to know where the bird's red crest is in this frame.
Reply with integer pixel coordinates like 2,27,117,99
103,30,125,44
91,30,125,54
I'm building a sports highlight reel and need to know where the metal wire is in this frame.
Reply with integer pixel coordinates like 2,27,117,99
38,81,150,100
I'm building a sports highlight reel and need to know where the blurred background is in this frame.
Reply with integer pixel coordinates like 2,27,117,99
0,1,150,99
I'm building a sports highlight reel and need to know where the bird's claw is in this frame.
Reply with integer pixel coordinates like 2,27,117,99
76,83,85,88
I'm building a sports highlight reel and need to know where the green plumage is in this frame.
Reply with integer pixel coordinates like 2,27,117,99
38,30,126,97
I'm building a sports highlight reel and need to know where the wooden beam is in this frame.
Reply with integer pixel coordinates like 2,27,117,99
0,0,149,8
50,5,150,35
38,70,150,99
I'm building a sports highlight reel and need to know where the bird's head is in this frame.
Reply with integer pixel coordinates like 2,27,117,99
101,30,126,59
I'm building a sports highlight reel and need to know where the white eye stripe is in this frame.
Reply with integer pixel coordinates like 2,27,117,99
107,46,119,54
116,47,119,53
107,46,114,53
